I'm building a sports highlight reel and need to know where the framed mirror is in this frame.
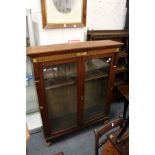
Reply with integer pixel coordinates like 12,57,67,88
41,0,87,29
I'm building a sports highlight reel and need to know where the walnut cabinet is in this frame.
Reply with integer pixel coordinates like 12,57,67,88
26,40,123,142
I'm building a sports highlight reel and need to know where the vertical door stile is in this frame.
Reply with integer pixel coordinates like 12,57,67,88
77,56,84,126
81,56,86,125
38,63,52,137
104,54,116,116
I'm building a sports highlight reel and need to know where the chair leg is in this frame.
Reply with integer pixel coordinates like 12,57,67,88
117,118,129,140
94,129,99,155
123,100,128,119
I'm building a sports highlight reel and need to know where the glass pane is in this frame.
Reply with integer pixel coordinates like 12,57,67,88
26,57,39,114
84,57,111,121
43,62,77,132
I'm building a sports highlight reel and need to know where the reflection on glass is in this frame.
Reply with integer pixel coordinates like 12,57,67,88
84,57,111,121
43,63,77,132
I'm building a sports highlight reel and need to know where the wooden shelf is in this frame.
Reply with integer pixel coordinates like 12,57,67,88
118,51,128,58
86,70,108,81
45,69,108,90
116,66,128,73
45,78,76,90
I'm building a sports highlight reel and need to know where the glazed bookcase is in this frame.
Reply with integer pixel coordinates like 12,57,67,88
26,40,123,143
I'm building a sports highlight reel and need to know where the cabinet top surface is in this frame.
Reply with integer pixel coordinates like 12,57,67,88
27,40,123,57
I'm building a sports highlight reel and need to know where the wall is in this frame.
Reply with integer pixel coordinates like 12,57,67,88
87,0,127,30
26,0,127,46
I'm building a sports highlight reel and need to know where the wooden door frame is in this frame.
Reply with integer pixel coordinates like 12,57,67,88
37,57,82,138
81,53,115,124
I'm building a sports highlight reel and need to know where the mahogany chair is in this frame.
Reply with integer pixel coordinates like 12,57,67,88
94,118,128,155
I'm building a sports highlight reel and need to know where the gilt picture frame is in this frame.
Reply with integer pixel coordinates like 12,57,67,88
41,0,87,29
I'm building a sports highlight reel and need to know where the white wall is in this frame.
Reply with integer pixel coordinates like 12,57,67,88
26,0,127,46
87,0,127,30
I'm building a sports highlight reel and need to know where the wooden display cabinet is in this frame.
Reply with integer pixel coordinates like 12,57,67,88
26,40,123,143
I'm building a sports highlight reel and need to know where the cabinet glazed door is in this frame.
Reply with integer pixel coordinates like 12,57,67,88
83,56,112,122
41,60,79,133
